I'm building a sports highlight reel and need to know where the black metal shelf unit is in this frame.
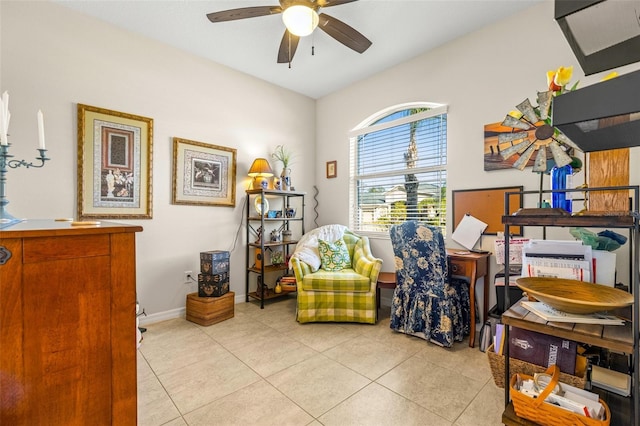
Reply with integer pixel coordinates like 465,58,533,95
500,186,640,424
245,189,305,308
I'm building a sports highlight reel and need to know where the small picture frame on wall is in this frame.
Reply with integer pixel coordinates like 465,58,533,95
326,160,337,179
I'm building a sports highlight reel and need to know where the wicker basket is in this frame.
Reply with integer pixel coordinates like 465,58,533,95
510,365,610,426
487,343,585,389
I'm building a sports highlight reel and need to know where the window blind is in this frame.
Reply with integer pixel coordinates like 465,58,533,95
349,106,448,236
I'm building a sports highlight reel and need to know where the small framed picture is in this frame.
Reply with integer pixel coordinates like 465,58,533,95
172,137,237,207
326,160,337,179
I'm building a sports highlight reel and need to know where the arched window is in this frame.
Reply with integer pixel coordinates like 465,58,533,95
349,102,448,236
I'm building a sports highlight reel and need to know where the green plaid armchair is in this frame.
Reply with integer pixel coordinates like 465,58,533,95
291,228,382,324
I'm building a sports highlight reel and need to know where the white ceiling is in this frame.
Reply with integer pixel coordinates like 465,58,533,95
54,0,543,99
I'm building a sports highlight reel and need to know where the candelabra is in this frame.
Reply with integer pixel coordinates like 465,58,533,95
0,143,50,224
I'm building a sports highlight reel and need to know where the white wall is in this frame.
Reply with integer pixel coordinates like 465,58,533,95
315,0,640,311
1,1,316,322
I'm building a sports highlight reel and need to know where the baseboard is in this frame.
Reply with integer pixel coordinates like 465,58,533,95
138,293,247,326
139,307,185,326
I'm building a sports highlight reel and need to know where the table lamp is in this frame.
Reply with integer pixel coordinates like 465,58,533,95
248,158,274,189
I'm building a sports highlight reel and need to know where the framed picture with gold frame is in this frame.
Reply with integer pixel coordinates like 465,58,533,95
77,104,153,219
172,137,237,207
326,160,337,178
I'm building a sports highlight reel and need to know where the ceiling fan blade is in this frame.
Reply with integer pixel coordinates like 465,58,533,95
317,13,372,53
277,30,300,63
207,6,282,23
316,0,359,7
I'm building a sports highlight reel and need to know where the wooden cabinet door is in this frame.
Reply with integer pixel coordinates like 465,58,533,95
1,231,137,425
22,255,112,424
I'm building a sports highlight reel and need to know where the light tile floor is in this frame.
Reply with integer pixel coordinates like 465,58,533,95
137,297,505,425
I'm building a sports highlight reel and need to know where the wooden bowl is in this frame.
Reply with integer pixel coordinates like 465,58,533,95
516,277,634,314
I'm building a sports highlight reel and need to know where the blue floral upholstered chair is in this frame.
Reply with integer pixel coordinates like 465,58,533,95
389,221,470,347
290,224,383,324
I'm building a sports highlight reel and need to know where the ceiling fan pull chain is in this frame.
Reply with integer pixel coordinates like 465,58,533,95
288,32,292,68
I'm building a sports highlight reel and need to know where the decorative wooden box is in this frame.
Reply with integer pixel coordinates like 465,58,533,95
200,250,230,274
186,291,234,326
198,272,229,297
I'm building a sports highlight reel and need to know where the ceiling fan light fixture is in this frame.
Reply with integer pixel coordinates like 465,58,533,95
282,5,319,37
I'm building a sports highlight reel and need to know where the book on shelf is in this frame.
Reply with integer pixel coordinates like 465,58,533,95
494,323,505,355
509,327,577,374
521,301,625,325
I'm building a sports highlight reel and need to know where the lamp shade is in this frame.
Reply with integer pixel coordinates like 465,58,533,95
555,0,640,75
248,158,274,177
282,5,319,37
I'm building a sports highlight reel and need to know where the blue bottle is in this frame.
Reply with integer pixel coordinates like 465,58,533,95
550,164,573,213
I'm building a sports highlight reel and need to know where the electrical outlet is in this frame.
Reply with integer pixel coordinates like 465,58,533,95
183,270,193,283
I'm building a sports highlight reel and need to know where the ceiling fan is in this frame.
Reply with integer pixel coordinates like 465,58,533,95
206,0,372,64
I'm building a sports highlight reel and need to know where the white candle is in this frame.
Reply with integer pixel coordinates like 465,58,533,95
2,91,8,123
37,109,45,150
3,111,9,145
0,92,7,146
2,92,8,134
0,102,5,146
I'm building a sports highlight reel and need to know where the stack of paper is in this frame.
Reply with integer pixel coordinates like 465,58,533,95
521,301,625,325
494,238,529,265
521,240,592,282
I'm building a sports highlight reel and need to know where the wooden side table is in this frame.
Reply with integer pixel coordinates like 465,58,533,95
376,271,397,311
446,249,491,348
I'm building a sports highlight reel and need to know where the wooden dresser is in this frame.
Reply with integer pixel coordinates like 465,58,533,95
0,220,142,425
